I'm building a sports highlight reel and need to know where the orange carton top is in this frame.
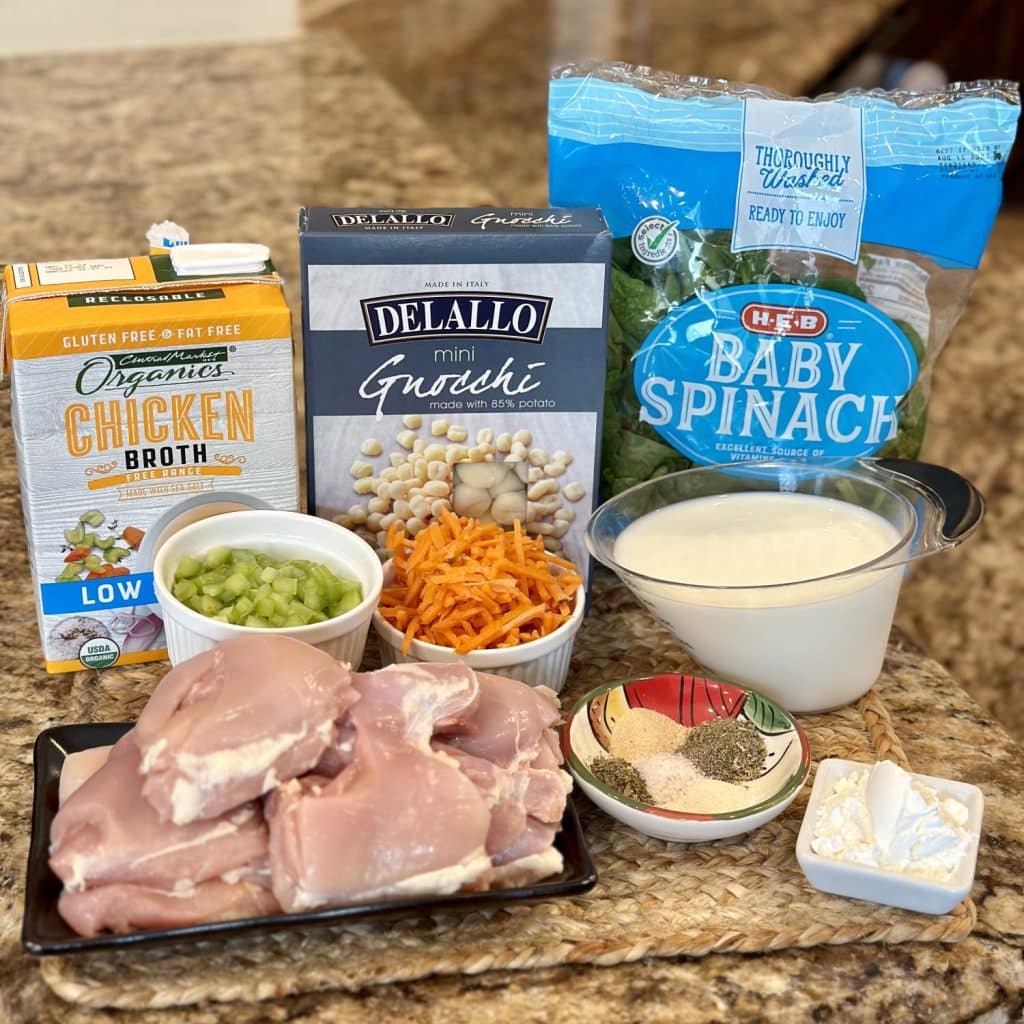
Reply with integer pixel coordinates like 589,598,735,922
2,253,290,373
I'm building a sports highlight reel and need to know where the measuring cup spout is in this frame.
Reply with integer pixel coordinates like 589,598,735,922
874,459,985,548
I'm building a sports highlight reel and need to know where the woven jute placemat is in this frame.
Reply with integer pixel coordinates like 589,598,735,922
39,582,975,1011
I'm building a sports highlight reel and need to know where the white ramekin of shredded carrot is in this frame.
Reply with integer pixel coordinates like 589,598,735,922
371,511,585,692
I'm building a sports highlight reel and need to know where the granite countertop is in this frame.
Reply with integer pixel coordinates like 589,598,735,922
323,0,905,208
2,10,1023,1022
2,632,1023,1023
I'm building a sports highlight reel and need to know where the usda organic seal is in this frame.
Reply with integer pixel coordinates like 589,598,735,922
631,216,680,266
79,635,120,669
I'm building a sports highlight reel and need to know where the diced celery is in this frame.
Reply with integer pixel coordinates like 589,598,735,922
79,509,105,527
64,525,86,545
84,554,104,572
204,546,231,569
291,602,314,622
222,572,250,599
311,565,335,588
331,591,361,616
176,555,203,579
95,535,115,550
238,564,259,585
328,578,361,604
171,544,362,627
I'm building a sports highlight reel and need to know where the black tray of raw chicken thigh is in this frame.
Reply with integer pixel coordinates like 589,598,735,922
24,718,596,955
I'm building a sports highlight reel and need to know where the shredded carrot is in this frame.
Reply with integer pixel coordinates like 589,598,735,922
379,513,582,655
512,519,526,565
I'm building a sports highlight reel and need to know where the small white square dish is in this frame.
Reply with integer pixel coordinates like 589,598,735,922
796,758,984,915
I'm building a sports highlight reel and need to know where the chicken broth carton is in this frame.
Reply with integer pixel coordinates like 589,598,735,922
2,249,299,672
299,207,610,581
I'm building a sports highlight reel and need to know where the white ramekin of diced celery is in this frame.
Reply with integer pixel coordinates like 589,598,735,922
153,510,383,666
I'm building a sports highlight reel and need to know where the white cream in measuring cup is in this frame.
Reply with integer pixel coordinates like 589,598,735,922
588,459,984,713
612,493,907,712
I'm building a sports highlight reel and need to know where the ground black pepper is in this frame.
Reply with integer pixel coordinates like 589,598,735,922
679,719,766,783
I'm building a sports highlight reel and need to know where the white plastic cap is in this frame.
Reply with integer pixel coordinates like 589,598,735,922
170,243,270,277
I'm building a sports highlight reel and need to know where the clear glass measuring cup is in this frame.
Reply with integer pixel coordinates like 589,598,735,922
585,458,984,713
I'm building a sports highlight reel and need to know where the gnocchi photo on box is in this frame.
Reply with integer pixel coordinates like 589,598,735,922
298,207,611,581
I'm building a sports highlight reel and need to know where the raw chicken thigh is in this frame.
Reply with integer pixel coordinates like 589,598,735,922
436,672,571,885
50,732,268,892
135,635,356,824
441,672,562,769
50,641,571,937
58,878,278,938
50,731,274,936
268,663,570,910
58,744,112,804
267,664,493,911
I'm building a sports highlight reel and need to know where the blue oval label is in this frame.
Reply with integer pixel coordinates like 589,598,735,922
633,284,918,465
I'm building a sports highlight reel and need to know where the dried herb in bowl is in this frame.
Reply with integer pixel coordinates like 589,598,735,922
679,719,767,784
590,755,653,804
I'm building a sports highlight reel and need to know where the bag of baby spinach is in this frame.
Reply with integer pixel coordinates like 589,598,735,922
549,63,1020,496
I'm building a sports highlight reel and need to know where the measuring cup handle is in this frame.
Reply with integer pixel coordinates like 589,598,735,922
875,459,985,542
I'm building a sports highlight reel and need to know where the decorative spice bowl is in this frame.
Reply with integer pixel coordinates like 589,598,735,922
562,673,810,842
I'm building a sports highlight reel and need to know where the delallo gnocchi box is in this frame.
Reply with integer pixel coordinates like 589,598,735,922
298,207,611,581
2,249,299,673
